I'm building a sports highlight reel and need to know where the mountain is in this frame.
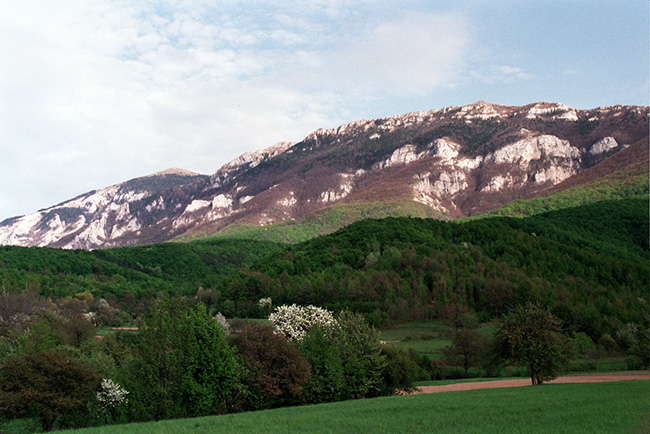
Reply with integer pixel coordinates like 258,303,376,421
1,101,647,249
0,169,208,249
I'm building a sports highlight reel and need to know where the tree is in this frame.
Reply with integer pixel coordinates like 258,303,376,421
0,351,100,432
128,298,238,420
331,311,386,399
268,304,337,343
493,302,569,385
229,323,310,409
96,378,129,424
379,346,418,395
443,327,488,374
298,326,345,404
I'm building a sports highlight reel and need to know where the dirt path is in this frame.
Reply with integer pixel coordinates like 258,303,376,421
416,372,650,394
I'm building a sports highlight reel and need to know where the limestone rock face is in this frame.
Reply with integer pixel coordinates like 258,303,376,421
588,137,618,156
1,101,647,249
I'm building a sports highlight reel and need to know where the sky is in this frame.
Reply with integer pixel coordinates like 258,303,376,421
1,0,648,220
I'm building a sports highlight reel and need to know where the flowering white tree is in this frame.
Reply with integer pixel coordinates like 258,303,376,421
258,297,272,309
268,304,338,342
214,312,230,336
96,378,129,423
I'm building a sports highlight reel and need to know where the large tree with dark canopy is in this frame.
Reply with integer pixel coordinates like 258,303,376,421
493,302,569,385
0,350,100,432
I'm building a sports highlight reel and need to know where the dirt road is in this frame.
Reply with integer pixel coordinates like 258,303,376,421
416,372,650,394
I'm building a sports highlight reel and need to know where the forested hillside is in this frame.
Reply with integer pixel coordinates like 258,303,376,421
217,198,648,339
0,198,647,341
0,239,282,301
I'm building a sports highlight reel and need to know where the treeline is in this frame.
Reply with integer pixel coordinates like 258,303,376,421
0,298,415,431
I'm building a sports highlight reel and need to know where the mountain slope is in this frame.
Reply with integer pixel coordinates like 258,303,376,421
208,197,650,332
0,169,208,248
1,102,647,249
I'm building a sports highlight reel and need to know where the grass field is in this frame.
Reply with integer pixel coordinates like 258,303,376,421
379,321,495,359
61,380,649,434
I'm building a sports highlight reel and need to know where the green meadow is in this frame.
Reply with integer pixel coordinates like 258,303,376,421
60,380,649,434
379,321,496,359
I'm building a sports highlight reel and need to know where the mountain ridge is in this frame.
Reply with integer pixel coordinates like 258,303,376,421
1,101,647,249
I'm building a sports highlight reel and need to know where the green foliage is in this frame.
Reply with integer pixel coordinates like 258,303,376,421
211,199,439,244
629,327,650,369
332,311,386,399
0,238,282,303
571,332,595,357
126,299,238,420
488,172,648,218
228,323,310,410
220,198,648,337
378,346,418,395
443,328,488,374
493,303,570,385
298,327,345,404
1,199,647,345
0,350,101,432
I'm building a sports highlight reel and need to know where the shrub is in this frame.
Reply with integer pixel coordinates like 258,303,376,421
96,378,129,424
571,332,596,357
331,311,386,399
126,298,238,421
379,346,418,394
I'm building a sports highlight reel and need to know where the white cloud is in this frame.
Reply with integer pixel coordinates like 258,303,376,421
326,12,471,95
469,64,534,85
0,1,475,219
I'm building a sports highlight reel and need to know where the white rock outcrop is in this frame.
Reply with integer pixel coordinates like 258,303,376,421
486,135,581,167
588,137,618,156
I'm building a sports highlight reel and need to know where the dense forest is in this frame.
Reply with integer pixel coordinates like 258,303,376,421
0,198,647,342
217,198,648,339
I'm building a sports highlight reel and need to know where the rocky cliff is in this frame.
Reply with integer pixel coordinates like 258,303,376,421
1,101,647,249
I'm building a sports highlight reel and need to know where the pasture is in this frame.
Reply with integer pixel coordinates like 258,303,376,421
61,380,649,434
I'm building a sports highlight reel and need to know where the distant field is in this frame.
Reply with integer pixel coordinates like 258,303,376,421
62,380,649,434
379,321,495,359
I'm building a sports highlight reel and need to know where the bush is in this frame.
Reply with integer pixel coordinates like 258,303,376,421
332,311,386,399
571,332,596,357
268,304,337,342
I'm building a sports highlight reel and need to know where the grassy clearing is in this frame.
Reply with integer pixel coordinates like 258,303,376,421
379,321,495,359
61,380,649,434
379,321,450,358
94,325,138,337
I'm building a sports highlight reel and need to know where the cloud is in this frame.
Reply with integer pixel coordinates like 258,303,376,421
325,12,471,96
469,64,534,85
0,1,476,218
